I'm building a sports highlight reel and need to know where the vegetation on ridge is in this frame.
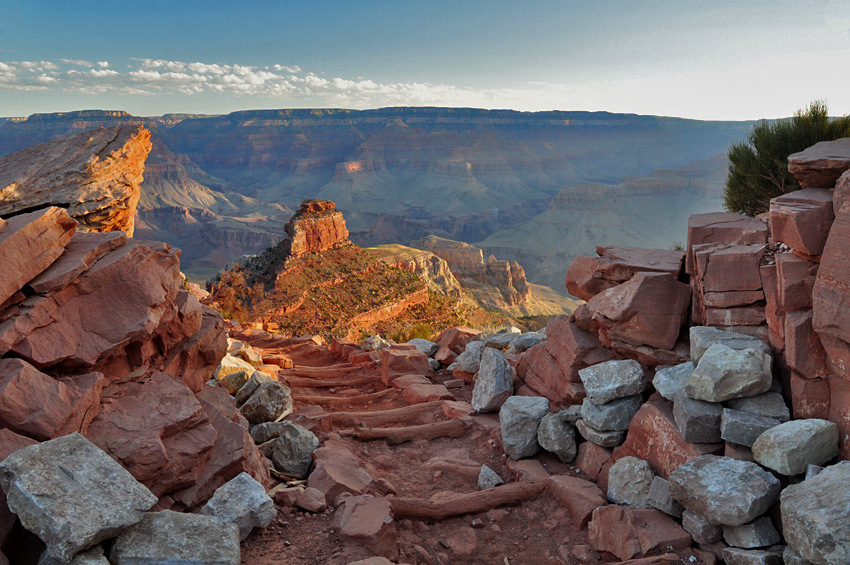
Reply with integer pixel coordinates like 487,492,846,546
723,101,850,216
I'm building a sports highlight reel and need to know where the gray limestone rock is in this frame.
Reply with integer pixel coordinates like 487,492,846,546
499,396,550,460
723,516,781,549
575,419,626,448
647,476,684,518
38,546,109,565
725,392,790,423
239,380,293,424
673,390,723,443
199,472,276,541
682,510,723,545
234,371,274,407
753,418,838,475
668,455,781,526
686,344,772,403
690,326,771,365
272,422,320,478
455,341,485,374
781,461,850,564
471,348,514,413
652,362,694,401
580,395,642,432
536,413,577,463
721,546,785,565
752,419,839,476
606,456,654,509
783,545,815,565
408,338,438,357
428,358,440,371
110,510,240,565
804,464,823,481
477,465,504,490
507,332,543,354
250,421,286,445
720,409,780,448
483,333,516,349
578,360,645,406
558,405,583,424
0,433,157,563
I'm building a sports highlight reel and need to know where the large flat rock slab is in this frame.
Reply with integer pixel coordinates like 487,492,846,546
110,510,240,564
0,433,157,563
0,126,151,235
788,137,850,189
0,206,77,307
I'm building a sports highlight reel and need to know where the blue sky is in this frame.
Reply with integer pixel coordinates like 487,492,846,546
1,0,849,120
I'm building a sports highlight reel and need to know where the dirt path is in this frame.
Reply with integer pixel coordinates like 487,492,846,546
235,334,697,565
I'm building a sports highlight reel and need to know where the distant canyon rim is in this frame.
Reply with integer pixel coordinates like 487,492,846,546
0,107,753,293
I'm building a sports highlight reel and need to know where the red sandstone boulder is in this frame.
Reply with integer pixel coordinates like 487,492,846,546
516,344,586,407
770,189,834,256
436,326,480,354
790,373,831,420
162,305,228,392
785,310,828,381
588,505,691,561
86,371,217,498
574,441,613,481
614,401,724,479
27,231,127,294
584,273,690,350
787,137,850,189
549,475,607,528
381,348,432,385
544,315,612,380
0,240,183,372
686,213,767,275
701,244,766,293
0,207,77,307
777,253,817,312
337,495,398,560
402,383,454,404
0,359,104,441
308,438,373,503
812,212,850,376
170,386,271,510
565,246,685,301
827,376,850,460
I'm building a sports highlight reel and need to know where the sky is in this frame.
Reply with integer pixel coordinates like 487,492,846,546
1,0,849,120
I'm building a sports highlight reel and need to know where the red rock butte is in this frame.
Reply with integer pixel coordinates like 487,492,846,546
284,199,350,259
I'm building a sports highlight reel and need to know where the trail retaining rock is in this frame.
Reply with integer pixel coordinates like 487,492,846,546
752,419,839,475
668,455,781,526
499,396,550,459
198,472,276,541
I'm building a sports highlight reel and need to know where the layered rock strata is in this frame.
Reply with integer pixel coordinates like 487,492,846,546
0,126,151,236
413,235,530,307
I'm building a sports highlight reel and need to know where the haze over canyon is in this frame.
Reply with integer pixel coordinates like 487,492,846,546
0,107,752,291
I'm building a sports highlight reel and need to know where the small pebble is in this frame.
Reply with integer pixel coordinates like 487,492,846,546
471,518,485,528
439,539,450,549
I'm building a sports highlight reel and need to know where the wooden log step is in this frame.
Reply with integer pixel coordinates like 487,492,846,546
327,401,443,429
390,479,548,519
340,417,468,445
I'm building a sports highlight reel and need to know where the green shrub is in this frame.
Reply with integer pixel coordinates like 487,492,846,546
723,101,850,216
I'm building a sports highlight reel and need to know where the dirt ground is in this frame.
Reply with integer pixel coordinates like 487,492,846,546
237,338,711,565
